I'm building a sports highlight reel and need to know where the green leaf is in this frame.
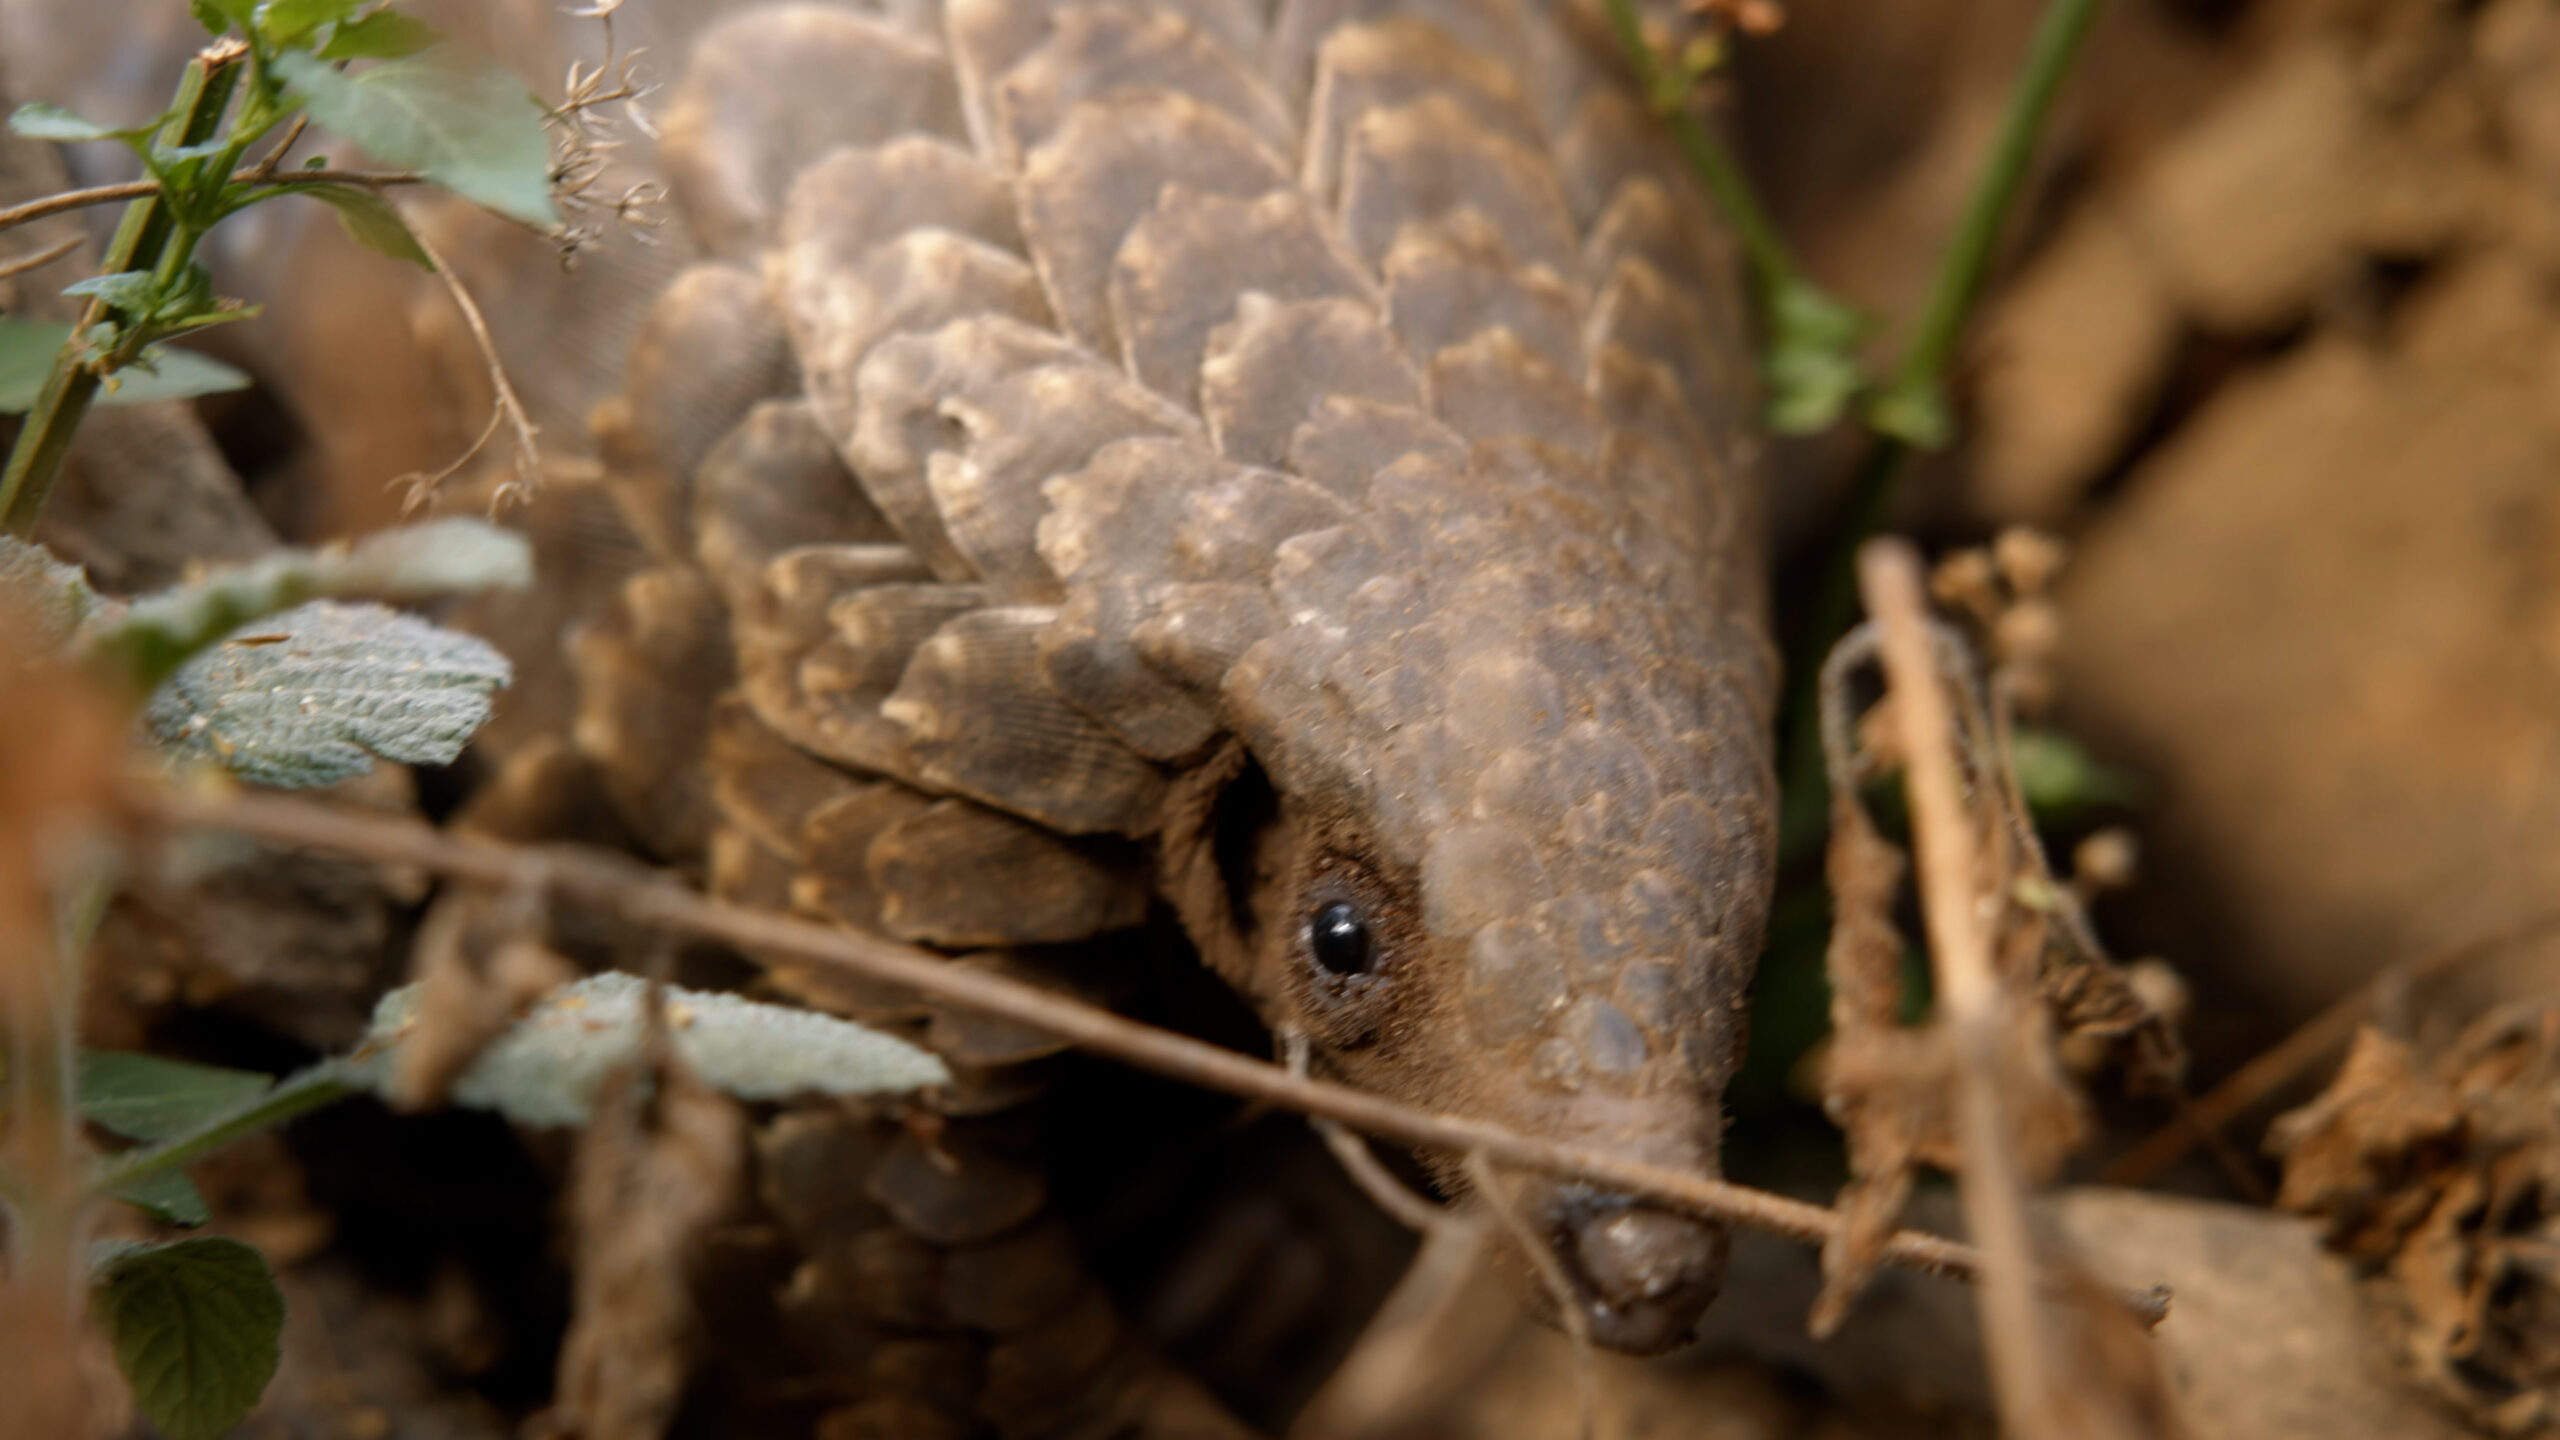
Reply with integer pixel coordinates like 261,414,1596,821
2010,727,2145,818
1866,378,1958,450
260,0,367,45
9,101,145,143
0,536,98,648
188,0,259,32
318,8,445,60
144,600,512,786
275,47,559,228
346,972,953,1126
295,183,432,268
1763,279,1870,437
82,517,533,693
79,1050,277,1143
114,1169,214,1228
92,1237,285,1440
0,317,252,413
61,269,159,312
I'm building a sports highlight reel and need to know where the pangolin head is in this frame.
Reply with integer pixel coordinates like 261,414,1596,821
1162,442,1777,1355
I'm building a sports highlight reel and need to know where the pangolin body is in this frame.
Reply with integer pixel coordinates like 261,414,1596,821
578,0,1776,1403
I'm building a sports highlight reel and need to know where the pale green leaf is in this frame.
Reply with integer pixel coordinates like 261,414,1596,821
8,101,143,143
0,317,251,413
113,1169,214,1228
92,1237,284,1440
295,183,433,268
144,600,511,786
347,972,953,1126
318,8,444,60
275,47,559,228
79,1049,276,1143
261,0,367,45
0,535,98,648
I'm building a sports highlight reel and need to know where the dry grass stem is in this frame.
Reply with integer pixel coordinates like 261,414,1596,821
392,220,542,513
1860,539,2058,1431
136,784,2174,1325
0,236,82,284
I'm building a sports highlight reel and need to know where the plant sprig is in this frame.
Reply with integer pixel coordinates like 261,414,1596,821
0,0,562,536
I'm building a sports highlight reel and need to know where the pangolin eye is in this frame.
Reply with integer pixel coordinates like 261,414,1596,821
1308,900,1374,976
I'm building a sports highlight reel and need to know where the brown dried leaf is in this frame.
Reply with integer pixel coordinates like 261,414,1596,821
2272,1006,2560,1428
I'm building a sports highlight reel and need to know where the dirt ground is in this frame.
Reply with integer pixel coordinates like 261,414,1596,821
6,0,2560,1435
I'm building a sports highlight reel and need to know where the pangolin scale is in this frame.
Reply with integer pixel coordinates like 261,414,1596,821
563,0,1775,1429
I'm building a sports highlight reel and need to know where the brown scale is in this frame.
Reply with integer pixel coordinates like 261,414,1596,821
524,0,1772,1429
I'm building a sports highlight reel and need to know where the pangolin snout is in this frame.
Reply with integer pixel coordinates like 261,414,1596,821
1525,1185,1730,1354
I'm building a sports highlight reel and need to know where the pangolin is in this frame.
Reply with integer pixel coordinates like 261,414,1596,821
564,0,1775,1410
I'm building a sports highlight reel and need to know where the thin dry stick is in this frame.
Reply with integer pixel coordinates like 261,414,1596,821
1287,1032,1453,1233
1860,538,2055,1432
0,180,159,236
136,784,2172,1325
236,114,311,183
1465,1151,1594,1440
393,220,542,511
0,236,82,284
0,169,425,239
2104,909,2560,1188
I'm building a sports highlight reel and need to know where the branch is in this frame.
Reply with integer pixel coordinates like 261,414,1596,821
0,235,82,284
1860,539,2057,1429
135,784,2171,1327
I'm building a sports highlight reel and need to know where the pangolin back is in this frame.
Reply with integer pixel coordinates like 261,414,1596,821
570,0,1776,1412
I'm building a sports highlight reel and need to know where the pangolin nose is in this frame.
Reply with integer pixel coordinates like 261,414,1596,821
1557,1202,1729,1354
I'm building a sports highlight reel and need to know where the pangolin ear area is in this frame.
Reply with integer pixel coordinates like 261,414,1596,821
1155,737,1281,1003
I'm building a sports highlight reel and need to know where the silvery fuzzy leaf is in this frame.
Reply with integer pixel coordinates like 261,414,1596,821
144,600,511,787
0,535,96,648
349,972,951,1126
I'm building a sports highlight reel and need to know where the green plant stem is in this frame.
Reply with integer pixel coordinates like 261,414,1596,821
1595,0,1867,434
0,42,245,536
85,1065,353,1202
1868,0,2109,445
1775,0,2109,860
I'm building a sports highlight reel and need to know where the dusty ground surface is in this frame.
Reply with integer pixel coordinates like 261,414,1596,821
9,0,2560,1435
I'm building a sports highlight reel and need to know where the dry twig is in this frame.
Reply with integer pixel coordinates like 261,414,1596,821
390,220,543,512
0,236,81,284
1861,540,2182,1440
2107,911,2560,1189
135,783,2175,1326
1862,539,2058,1429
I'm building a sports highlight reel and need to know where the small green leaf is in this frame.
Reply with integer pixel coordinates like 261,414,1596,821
79,1050,277,1143
275,47,559,228
1763,279,1870,437
261,0,367,45
114,1169,214,1228
295,183,433,268
2010,727,2145,818
347,972,954,1126
0,317,252,413
318,8,445,60
92,1237,285,1440
10,102,147,143
188,0,259,32
145,600,512,786
0,536,98,648
62,269,159,312
1866,378,1958,450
